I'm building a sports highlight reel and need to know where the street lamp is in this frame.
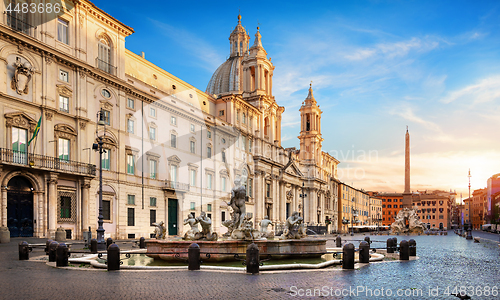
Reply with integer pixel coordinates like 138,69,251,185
466,169,473,240
351,197,358,236
299,182,307,219
92,109,106,250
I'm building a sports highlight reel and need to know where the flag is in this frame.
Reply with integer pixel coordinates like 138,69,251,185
28,116,41,146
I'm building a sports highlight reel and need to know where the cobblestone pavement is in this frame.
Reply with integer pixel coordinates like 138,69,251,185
1,231,499,300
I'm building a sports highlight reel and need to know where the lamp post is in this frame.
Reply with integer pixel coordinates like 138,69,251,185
351,197,357,236
299,182,307,220
93,109,106,250
466,169,473,240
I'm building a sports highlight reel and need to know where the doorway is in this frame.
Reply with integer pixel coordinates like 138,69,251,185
168,198,178,235
7,176,33,237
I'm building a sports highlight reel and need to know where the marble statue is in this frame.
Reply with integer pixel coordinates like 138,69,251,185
390,207,426,234
195,211,218,241
259,216,274,239
280,211,307,240
152,221,167,239
222,176,247,236
182,214,200,240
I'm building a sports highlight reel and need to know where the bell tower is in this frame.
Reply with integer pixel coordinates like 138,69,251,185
298,84,323,162
242,27,274,97
229,14,250,57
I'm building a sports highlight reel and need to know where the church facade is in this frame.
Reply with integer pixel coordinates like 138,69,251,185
0,1,340,240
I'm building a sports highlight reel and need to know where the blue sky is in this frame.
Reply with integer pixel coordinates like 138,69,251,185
94,0,500,198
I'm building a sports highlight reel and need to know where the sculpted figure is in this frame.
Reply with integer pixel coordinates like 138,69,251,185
196,211,218,241
182,213,199,240
280,211,306,239
259,216,274,233
227,177,246,229
152,221,167,239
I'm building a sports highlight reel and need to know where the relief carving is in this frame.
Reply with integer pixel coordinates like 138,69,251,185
11,58,34,95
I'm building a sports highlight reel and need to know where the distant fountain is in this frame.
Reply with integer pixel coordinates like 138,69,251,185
391,207,426,234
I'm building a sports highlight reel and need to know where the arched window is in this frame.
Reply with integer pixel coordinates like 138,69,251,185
98,36,113,74
264,117,269,136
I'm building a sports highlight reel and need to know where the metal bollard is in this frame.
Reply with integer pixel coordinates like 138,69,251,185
19,241,30,260
359,241,370,263
336,236,342,247
45,239,53,255
386,238,394,253
408,239,416,256
139,237,146,249
106,237,113,249
342,243,355,269
188,243,200,270
90,239,97,254
107,243,120,271
56,243,69,267
48,241,59,262
399,240,409,260
246,243,260,274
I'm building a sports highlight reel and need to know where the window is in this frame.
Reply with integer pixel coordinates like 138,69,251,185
150,209,156,226
127,194,135,205
221,211,226,222
127,208,135,226
127,154,135,174
101,89,111,98
59,70,69,82
221,150,226,163
249,139,252,152
248,178,253,198
219,110,225,116
170,165,178,182
242,136,246,151
59,96,69,112
388,199,392,202
190,124,195,132
102,110,110,125
388,205,391,208
127,119,134,134
207,130,211,139
171,134,177,148
58,138,70,161
190,202,195,210
150,107,156,117
102,149,110,170
190,169,196,187
170,115,176,125
207,174,213,189
242,113,246,124
149,127,156,140
60,196,71,218
221,138,226,144
12,127,27,163
57,18,68,44
127,98,135,109
266,183,271,198
190,141,195,153
207,146,212,158
150,160,157,179
400,205,403,208
103,200,110,220
221,177,226,192
207,204,212,212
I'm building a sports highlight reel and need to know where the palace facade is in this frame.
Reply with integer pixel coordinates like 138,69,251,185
0,1,341,240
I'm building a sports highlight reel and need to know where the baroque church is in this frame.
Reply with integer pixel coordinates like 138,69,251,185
0,0,340,241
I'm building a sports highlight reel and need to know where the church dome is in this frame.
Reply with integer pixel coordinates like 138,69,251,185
206,56,243,95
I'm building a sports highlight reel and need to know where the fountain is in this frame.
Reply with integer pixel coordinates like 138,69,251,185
390,207,426,234
146,178,327,262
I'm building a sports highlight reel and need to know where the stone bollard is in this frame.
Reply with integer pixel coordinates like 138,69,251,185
246,243,260,274
364,236,371,247
342,243,355,269
139,237,146,249
336,236,342,247
48,241,59,262
392,237,398,252
55,226,66,242
106,237,113,249
56,243,69,267
188,243,200,270
107,243,120,271
19,241,30,260
408,239,416,256
399,240,409,260
0,226,10,244
90,239,97,254
386,238,394,253
45,239,53,255
359,241,370,263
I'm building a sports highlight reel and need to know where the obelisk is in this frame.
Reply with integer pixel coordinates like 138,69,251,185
403,126,412,208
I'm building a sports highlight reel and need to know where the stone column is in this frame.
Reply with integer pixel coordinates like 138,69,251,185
254,171,262,222
47,173,58,239
1,187,7,227
309,189,317,224
81,178,91,234
37,192,44,238
272,177,277,222
279,182,286,222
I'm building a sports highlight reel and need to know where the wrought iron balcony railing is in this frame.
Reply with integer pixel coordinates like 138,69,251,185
164,180,190,192
0,148,96,176
6,12,34,34
96,58,117,76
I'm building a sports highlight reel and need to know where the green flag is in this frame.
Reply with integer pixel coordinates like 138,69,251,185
28,116,41,146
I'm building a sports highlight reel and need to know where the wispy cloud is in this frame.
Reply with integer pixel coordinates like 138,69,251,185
441,75,500,104
389,106,441,132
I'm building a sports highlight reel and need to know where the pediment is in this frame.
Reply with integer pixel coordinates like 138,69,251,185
56,84,73,97
99,100,114,110
283,160,303,177
5,112,37,131
167,155,181,163
54,123,76,136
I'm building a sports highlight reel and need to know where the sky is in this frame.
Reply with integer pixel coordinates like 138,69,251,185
93,0,500,199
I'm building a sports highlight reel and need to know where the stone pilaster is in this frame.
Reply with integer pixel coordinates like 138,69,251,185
47,173,58,239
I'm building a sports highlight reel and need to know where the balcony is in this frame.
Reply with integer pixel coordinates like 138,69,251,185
96,58,117,76
0,148,96,176
164,180,190,192
6,12,34,35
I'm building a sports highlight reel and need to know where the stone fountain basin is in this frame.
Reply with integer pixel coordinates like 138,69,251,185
146,238,327,262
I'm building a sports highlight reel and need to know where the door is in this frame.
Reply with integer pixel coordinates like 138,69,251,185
168,199,178,235
7,175,34,238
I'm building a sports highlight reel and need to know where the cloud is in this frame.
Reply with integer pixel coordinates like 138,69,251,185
389,106,441,132
441,75,500,104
